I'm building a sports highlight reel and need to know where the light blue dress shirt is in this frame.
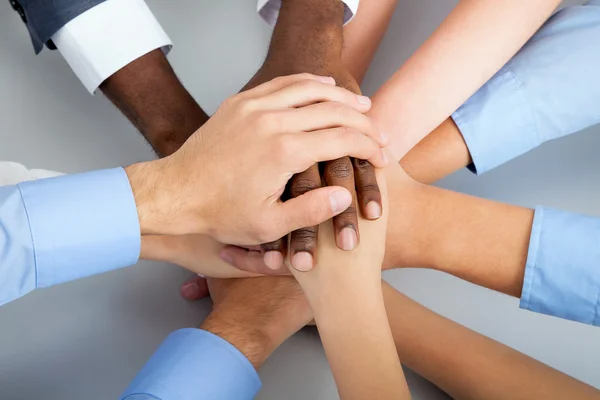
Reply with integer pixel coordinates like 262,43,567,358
451,1,600,326
0,168,261,399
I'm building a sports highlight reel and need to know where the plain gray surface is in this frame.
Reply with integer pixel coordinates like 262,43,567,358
1,0,599,399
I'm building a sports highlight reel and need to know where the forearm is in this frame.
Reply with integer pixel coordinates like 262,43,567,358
382,163,531,298
244,0,347,91
370,0,559,160
341,0,398,83
308,277,409,400
101,49,209,157
382,282,600,400
399,118,472,184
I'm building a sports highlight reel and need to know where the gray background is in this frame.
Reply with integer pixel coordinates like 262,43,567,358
0,0,598,399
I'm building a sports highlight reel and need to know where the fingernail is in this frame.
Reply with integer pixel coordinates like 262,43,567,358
365,201,382,220
181,282,200,299
317,76,336,85
380,132,389,145
219,250,234,265
329,189,352,213
292,252,314,272
357,95,371,106
264,251,284,270
338,227,358,251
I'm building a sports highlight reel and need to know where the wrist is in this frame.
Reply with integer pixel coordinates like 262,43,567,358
268,0,344,70
200,312,274,369
125,160,170,235
312,281,386,324
381,179,437,270
301,267,382,307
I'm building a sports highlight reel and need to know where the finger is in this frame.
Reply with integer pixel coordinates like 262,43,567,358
283,101,387,147
274,185,353,237
259,79,371,112
288,164,321,272
260,237,288,271
287,127,388,172
324,157,360,251
180,275,209,301
243,73,336,98
219,245,289,275
352,158,383,220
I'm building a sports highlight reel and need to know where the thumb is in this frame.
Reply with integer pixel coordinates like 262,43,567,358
276,187,353,233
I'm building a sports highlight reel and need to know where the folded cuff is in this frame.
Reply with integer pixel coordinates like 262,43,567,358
121,329,261,400
520,206,600,326
17,168,141,288
452,66,543,175
51,0,172,94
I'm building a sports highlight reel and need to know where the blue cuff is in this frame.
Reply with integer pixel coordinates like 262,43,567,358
452,65,541,175
17,168,140,288
121,329,262,400
452,3,600,175
520,207,600,326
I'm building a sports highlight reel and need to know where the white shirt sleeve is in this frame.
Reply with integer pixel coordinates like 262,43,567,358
257,0,359,27
51,0,172,94
0,162,63,186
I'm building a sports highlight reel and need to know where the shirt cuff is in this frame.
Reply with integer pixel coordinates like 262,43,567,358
51,0,172,94
257,0,359,27
451,65,542,175
0,161,63,186
121,329,262,400
17,168,141,288
520,206,600,326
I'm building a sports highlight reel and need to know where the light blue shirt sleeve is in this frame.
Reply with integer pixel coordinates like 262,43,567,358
520,207,600,326
0,168,141,306
452,1,600,174
120,328,262,400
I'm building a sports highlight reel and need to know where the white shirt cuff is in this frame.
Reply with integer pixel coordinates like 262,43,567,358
257,0,359,27
51,0,172,94
0,162,63,186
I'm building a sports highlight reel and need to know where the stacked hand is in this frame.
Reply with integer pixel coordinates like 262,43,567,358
128,74,387,246
248,65,387,272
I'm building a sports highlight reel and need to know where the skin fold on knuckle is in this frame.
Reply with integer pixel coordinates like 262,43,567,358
292,227,318,252
325,158,354,182
290,176,321,198
261,239,284,252
353,158,374,171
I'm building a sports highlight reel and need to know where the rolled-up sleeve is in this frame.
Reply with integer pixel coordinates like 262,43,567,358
0,168,141,306
121,329,262,400
257,0,359,27
520,206,600,326
51,0,172,94
452,1,600,174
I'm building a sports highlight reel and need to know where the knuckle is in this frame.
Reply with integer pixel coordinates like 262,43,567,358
338,204,358,220
292,228,318,249
220,95,238,111
358,183,380,194
326,158,354,180
261,240,283,252
290,176,320,197
329,101,347,116
273,75,293,86
292,73,314,82
238,98,259,116
354,158,374,171
297,79,317,91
